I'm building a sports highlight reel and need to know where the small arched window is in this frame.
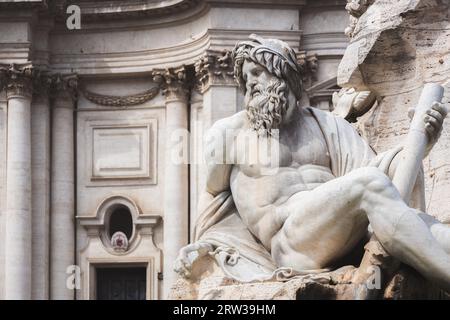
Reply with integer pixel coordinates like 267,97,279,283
108,204,133,240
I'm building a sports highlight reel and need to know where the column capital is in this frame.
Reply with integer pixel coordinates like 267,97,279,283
32,70,53,101
297,50,318,83
152,66,190,102
194,50,235,93
0,63,34,100
49,73,78,106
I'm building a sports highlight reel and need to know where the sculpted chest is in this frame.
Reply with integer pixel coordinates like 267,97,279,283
234,115,331,175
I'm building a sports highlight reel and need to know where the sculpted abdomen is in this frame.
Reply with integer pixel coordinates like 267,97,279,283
230,164,335,247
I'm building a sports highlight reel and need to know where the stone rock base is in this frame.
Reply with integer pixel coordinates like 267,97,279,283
168,256,449,300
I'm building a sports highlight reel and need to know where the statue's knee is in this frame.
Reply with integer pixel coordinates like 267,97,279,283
366,171,393,195
271,242,319,270
352,167,392,194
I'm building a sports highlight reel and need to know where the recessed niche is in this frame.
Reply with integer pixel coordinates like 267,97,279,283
108,204,133,240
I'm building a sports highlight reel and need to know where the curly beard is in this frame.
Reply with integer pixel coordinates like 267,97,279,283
246,78,288,136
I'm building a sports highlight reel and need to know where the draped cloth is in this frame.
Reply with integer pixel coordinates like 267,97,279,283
192,107,425,283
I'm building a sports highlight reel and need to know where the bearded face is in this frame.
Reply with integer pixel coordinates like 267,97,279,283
245,74,289,136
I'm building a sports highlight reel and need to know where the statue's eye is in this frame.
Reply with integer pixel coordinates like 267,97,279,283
253,69,262,77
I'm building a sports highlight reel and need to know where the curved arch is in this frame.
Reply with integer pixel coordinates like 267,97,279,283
94,195,142,248
95,195,141,223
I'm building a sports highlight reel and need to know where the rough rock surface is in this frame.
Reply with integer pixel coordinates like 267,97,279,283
168,255,449,300
338,0,450,223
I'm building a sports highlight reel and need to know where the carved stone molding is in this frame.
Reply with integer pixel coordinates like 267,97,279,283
51,0,203,22
194,50,235,93
0,65,79,103
0,63,34,99
81,85,160,107
152,66,190,102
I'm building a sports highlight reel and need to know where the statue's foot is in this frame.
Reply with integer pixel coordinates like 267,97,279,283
326,265,380,300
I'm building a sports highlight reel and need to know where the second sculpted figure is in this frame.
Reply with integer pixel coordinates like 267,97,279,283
175,35,450,293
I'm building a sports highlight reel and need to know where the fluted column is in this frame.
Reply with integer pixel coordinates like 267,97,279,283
31,75,52,299
2,63,33,299
153,67,190,297
50,75,77,300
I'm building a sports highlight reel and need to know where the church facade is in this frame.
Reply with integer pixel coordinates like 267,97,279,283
0,0,349,299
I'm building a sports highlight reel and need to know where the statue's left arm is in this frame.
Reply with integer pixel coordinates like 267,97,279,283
385,101,447,179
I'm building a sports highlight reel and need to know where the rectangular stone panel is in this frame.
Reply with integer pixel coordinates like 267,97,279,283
84,118,157,186
92,125,148,179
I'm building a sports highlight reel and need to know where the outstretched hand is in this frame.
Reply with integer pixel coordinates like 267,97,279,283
174,241,213,279
408,101,448,155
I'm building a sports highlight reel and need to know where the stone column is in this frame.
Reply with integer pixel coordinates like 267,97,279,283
153,67,190,297
195,50,240,130
0,87,6,300
50,75,77,300
31,75,52,299
2,63,33,299
192,51,239,236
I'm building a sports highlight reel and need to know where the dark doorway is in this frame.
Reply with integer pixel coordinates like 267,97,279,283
96,267,146,300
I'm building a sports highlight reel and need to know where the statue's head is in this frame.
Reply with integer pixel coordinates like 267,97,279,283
232,34,302,135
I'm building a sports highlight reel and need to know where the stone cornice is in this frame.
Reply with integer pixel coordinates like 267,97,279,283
152,66,191,102
52,0,203,23
194,49,235,93
206,0,306,8
49,29,302,76
0,0,47,10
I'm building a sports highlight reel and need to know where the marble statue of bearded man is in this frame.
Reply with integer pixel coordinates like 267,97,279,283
174,34,450,291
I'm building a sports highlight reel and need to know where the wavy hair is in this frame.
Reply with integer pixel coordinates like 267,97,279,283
232,36,303,101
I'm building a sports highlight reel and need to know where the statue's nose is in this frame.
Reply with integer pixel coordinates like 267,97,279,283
248,80,257,92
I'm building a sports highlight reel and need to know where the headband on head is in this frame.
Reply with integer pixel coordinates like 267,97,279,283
233,34,300,73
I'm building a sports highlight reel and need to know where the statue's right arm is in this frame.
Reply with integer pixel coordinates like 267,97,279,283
203,114,242,196
174,112,245,277
202,111,246,198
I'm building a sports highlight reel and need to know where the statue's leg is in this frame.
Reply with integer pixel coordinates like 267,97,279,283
271,167,374,270
355,168,450,291
417,212,450,254
272,167,450,291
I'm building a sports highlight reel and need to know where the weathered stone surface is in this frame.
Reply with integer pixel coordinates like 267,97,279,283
169,256,450,300
338,0,450,223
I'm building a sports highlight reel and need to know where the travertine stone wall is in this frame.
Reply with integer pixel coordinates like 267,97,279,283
338,0,450,223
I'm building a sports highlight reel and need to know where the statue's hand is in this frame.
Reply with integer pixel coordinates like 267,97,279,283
174,241,213,279
408,101,448,155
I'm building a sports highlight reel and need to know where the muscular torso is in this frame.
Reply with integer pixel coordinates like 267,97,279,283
229,109,335,249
